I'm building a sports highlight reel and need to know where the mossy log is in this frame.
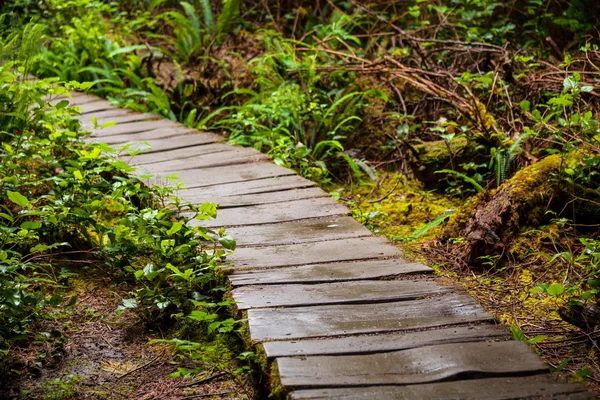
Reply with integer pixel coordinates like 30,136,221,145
411,137,481,185
442,154,600,268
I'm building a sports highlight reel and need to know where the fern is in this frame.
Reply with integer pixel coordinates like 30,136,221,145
216,0,240,42
394,211,454,242
435,169,485,193
493,132,531,186
198,0,215,34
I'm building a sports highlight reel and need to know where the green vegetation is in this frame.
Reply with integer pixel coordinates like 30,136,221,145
3,0,600,394
0,18,251,398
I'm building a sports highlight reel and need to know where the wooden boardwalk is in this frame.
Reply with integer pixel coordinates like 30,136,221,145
67,93,592,399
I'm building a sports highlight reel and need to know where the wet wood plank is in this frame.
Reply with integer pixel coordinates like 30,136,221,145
226,216,371,246
79,109,159,127
126,143,237,165
262,325,508,358
135,148,269,172
149,162,295,189
277,341,547,388
49,93,98,105
92,119,182,136
247,294,492,341
90,126,200,144
184,187,327,208
288,375,592,400
232,279,454,310
226,236,396,269
115,133,223,154
76,100,116,114
228,259,431,286
177,175,316,199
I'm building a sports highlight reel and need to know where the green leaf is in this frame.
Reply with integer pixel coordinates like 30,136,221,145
21,221,41,230
219,235,236,250
101,121,117,129
547,283,565,296
167,222,183,235
526,334,547,344
121,298,137,309
7,191,29,207
55,100,69,109
510,325,527,341
73,170,84,181
519,100,530,111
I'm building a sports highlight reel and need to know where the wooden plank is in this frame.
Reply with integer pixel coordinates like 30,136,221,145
79,110,159,127
183,187,327,208
126,143,237,165
76,100,115,114
149,162,295,189
192,197,348,228
288,375,592,400
276,341,548,388
90,126,200,144
49,93,98,105
262,324,508,358
226,236,396,269
226,216,371,246
92,119,182,136
116,133,223,154
232,279,455,310
176,175,316,199
247,294,492,341
136,148,269,172
228,259,431,286
79,107,156,120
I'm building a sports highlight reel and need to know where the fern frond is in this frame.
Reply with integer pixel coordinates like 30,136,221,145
435,169,485,193
216,0,240,41
198,0,215,34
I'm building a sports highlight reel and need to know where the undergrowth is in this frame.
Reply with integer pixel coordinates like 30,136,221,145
0,22,251,397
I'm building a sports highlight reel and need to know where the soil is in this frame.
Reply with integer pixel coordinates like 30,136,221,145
1,269,253,400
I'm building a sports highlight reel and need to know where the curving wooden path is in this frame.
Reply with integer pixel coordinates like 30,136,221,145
64,92,593,399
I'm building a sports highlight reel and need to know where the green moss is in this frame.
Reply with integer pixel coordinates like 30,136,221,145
415,136,469,166
268,361,285,399
342,173,461,241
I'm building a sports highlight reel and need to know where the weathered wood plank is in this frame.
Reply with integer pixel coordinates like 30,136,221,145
247,293,492,340
226,236,396,269
76,100,116,114
49,93,98,105
232,279,454,310
136,148,269,172
262,324,508,358
149,162,295,189
183,187,327,208
125,143,237,165
277,341,547,388
177,175,316,199
115,133,223,155
90,126,200,144
228,259,431,286
226,216,371,246
288,375,592,399
79,110,159,127
92,119,182,136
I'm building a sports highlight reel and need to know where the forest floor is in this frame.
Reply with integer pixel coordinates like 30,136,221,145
3,269,252,400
